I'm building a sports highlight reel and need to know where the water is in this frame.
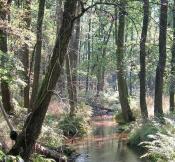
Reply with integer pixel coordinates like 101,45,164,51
73,117,148,162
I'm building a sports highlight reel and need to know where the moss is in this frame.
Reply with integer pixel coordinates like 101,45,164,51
115,112,126,125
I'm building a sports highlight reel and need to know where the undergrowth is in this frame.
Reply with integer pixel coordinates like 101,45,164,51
59,102,92,137
129,114,175,162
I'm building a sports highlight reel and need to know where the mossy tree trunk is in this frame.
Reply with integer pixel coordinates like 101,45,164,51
140,0,149,119
115,1,135,123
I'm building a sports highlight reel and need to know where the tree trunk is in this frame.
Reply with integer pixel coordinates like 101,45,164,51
169,0,175,112
86,17,91,93
55,0,66,97
140,0,149,119
21,0,31,109
154,0,168,117
30,0,46,111
9,0,78,161
115,1,135,123
66,14,80,116
0,1,14,114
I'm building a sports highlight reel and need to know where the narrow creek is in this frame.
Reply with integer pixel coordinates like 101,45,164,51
72,116,148,162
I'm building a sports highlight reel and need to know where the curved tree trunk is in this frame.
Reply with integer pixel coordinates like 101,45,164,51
115,1,135,122
154,0,168,117
9,0,78,161
140,0,149,119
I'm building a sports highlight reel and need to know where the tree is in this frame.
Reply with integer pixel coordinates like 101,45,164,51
154,0,168,117
66,15,80,116
0,0,14,114
18,0,31,109
85,14,92,93
9,0,78,160
169,0,175,112
140,0,149,119
30,0,46,111
115,1,135,122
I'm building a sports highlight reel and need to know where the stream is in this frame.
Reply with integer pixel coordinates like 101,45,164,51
72,116,148,162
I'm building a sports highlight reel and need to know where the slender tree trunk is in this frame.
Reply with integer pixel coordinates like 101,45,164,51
140,0,149,119
86,18,91,93
129,26,134,96
9,1,78,160
30,0,46,111
96,20,113,95
56,0,66,97
0,1,14,114
66,15,80,116
170,0,175,112
20,0,31,109
115,1,135,122
154,0,168,117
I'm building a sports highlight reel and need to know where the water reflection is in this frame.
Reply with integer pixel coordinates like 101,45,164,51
74,118,148,162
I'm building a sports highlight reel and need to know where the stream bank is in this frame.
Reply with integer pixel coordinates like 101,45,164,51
69,116,148,162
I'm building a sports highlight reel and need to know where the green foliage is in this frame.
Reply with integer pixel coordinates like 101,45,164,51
59,103,92,137
128,120,159,146
32,154,56,162
115,112,126,125
39,115,64,147
39,125,64,147
0,149,5,161
140,118,175,162
0,149,24,162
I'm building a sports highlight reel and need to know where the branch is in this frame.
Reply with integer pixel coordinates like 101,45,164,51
73,1,120,21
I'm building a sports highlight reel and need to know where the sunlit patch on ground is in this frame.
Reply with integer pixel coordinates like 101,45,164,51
93,120,117,127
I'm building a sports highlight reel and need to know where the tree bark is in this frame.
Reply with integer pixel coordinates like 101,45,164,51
0,1,14,114
115,1,135,122
30,0,46,111
9,0,78,161
169,0,175,112
20,0,31,109
140,0,149,119
85,17,91,93
66,13,80,116
55,0,66,97
154,0,168,117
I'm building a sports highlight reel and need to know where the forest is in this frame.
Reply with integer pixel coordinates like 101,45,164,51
0,0,175,161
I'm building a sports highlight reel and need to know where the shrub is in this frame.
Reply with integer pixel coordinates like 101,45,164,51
39,114,65,147
128,119,159,146
115,112,126,124
32,154,56,162
39,125,64,147
140,118,175,162
59,103,92,137
0,150,24,162
59,115,90,137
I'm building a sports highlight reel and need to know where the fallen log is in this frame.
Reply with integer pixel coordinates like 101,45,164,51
34,143,79,162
